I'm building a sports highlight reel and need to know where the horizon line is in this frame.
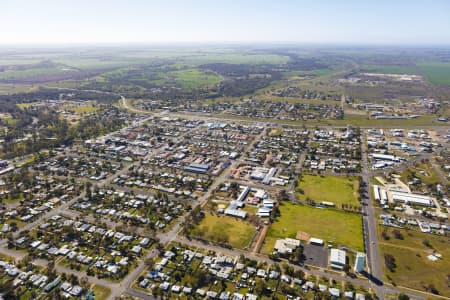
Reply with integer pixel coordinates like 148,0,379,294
1,41,450,49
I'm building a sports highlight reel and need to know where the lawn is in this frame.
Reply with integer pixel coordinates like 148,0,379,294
296,175,360,208
417,62,450,85
378,226,450,297
262,202,364,254
191,213,256,249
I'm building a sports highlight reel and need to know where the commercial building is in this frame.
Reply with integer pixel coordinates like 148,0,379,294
389,190,434,207
330,248,346,270
274,238,301,254
354,252,366,273
184,163,210,174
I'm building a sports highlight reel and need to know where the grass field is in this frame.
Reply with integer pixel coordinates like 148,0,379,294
65,103,99,114
400,163,441,186
417,62,450,85
92,285,111,300
283,69,335,77
182,53,289,65
0,67,71,80
378,226,450,297
16,101,43,109
155,68,223,89
296,175,360,208
191,213,256,249
360,64,418,74
262,202,364,253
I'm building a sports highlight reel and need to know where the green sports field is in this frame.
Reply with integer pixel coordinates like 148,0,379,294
262,202,364,254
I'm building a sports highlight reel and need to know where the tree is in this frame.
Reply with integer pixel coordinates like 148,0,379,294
144,258,155,269
426,283,439,295
255,279,265,295
384,254,396,272
392,230,403,240
422,239,432,249
398,293,410,300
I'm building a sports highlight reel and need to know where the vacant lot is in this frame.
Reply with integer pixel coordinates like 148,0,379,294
262,202,364,254
378,226,450,297
296,175,360,208
400,163,441,186
191,213,256,249
92,285,111,300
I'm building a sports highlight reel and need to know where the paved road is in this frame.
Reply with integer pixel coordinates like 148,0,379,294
6,88,445,300
360,134,383,288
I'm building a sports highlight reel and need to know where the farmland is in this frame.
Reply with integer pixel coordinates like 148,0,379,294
283,69,335,77
0,67,73,80
360,64,418,74
417,62,450,85
152,68,223,89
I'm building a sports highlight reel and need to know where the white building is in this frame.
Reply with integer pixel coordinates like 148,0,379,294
330,248,346,270
389,190,434,207
274,238,301,254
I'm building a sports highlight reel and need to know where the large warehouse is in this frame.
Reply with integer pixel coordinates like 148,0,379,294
389,190,434,207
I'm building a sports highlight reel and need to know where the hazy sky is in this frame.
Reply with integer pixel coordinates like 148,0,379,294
2,0,450,45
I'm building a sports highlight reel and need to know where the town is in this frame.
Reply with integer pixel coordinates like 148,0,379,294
0,102,448,299
1,3,450,298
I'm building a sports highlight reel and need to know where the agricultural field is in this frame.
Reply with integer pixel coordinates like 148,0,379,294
182,53,290,65
263,202,364,254
378,226,450,297
190,213,256,249
360,64,418,74
283,68,335,77
153,68,223,89
296,175,361,208
0,67,71,80
0,83,35,95
417,61,450,85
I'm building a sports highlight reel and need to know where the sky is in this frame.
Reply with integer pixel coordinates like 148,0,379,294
1,0,450,45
